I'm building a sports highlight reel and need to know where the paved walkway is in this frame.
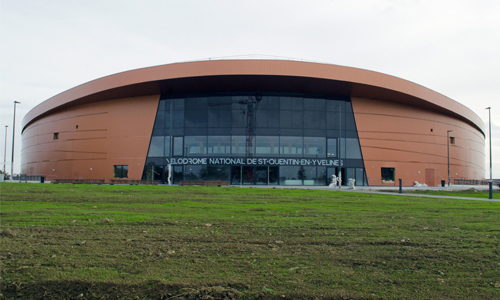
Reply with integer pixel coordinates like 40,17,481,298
236,184,500,202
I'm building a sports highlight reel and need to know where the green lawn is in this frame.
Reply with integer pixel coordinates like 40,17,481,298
1,183,499,299
395,188,499,199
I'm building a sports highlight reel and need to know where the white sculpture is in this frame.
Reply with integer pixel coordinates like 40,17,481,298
329,175,338,187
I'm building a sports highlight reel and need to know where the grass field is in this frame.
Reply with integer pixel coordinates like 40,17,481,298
383,188,499,199
1,183,499,299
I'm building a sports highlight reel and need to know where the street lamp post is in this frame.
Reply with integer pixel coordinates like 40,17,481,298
3,125,8,175
168,101,173,185
11,101,20,179
338,104,342,189
447,130,453,187
486,107,492,199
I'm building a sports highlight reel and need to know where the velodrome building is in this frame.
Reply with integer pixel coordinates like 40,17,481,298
21,59,486,186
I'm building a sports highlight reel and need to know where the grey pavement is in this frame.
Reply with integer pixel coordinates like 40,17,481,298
234,184,500,202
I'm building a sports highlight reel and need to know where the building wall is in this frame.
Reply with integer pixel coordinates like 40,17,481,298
21,95,159,182
352,97,485,186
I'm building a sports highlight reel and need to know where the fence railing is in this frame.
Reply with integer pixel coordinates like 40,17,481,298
53,179,105,184
452,178,490,186
11,175,44,182
109,179,160,185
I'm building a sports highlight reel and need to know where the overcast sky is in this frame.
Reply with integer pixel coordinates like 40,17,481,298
1,0,499,178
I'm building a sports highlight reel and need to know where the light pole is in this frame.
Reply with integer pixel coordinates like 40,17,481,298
447,130,453,187
338,104,342,189
3,125,8,175
486,107,492,199
11,101,20,179
168,101,173,185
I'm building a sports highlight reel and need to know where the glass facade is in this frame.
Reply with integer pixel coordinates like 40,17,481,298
143,92,367,186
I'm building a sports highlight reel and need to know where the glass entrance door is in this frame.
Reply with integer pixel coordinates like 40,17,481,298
231,166,241,185
255,167,268,185
243,166,254,185
269,167,279,185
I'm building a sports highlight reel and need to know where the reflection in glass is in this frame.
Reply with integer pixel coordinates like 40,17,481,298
231,166,241,185
148,136,164,157
280,110,292,128
255,167,268,185
164,99,185,128
291,111,303,129
291,97,303,110
185,98,208,110
269,167,279,185
143,164,161,181
208,136,231,155
232,136,250,156
173,137,184,156
114,165,128,178
147,94,364,186
356,168,365,186
154,109,165,129
243,166,254,185
185,109,207,128
302,166,326,185
206,165,230,181
279,166,302,185
256,136,279,156
345,138,362,159
208,109,231,128
184,165,207,181
122,165,129,179
153,165,163,181
164,136,171,157
304,137,325,158
280,137,303,156
185,136,207,156
173,166,183,183
327,138,337,158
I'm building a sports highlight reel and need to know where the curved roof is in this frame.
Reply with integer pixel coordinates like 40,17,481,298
22,59,485,135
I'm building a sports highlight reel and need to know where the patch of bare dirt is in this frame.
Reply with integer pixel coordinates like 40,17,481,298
1,281,248,300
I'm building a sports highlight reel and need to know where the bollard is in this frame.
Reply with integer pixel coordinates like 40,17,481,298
399,179,402,194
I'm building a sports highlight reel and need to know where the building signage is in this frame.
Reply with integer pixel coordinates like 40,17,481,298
165,157,342,166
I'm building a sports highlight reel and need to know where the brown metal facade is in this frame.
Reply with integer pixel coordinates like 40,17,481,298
352,97,485,186
21,60,486,185
21,95,159,182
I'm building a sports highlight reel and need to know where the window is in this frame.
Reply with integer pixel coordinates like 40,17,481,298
355,168,365,186
256,136,279,156
184,165,207,181
147,136,164,157
345,138,362,159
449,137,455,144
381,167,395,182
114,165,128,178
53,132,59,140
304,137,326,158
173,137,184,156
280,136,303,156
185,136,207,156
232,136,250,156
327,138,337,158
208,136,231,155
